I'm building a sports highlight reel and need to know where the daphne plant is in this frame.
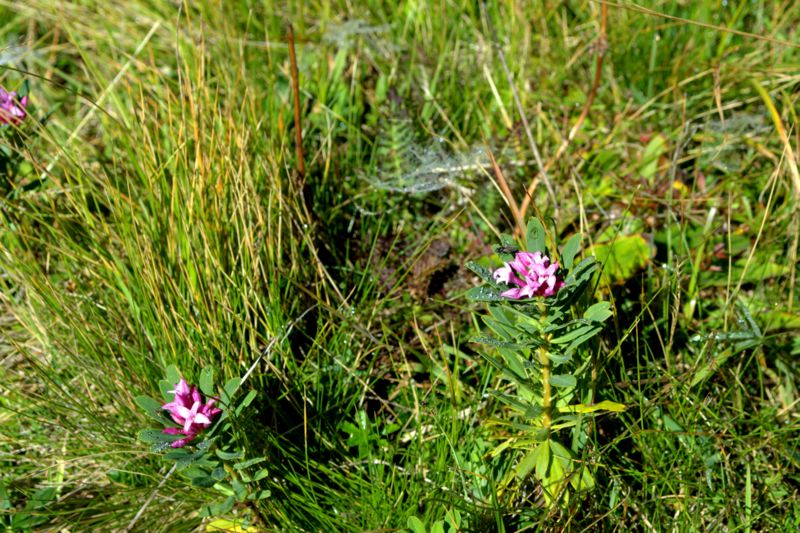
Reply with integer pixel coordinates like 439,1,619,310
135,365,268,524
467,218,624,506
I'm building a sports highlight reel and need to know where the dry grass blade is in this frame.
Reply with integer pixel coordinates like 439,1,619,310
519,1,608,226
480,2,557,223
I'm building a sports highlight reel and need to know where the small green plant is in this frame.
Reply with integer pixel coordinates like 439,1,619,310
135,365,266,527
407,509,462,533
0,483,57,532
467,218,624,505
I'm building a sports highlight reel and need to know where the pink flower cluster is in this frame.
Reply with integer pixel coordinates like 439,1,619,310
493,251,564,299
162,378,221,448
0,87,28,125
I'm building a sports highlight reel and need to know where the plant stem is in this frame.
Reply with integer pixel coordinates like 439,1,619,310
539,343,552,431
537,302,552,431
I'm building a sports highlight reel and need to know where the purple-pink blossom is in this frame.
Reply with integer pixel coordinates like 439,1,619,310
493,251,564,299
0,88,28,125
162,378,221,448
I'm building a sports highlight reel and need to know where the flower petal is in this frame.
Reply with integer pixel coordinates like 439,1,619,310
500,287,523,299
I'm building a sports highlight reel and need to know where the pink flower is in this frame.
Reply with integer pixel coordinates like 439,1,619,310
162,378,221,448
0,88,28,125
493,251,564,299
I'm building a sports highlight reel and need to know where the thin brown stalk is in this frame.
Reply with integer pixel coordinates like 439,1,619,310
287,23,305,184
485,143,524,236
480,2,557,223
519,1,608,224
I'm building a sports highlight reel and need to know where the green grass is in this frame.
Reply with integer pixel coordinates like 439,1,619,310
1,0,799,530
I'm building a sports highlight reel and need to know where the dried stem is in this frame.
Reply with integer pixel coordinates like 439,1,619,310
124,463,177,532
485,143,524,236
518,1,608,225
481,3,557,221
287,23,305,184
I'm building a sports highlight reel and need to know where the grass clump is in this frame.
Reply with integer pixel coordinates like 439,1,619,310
1,1,799,531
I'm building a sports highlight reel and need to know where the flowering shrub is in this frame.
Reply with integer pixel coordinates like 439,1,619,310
136,366,268,525
161,378,222,447
467,218,623,506
493,250,564,298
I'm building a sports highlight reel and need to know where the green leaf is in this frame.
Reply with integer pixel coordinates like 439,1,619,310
197,437,216,451
542,449,566,502
471,335,527,351
176,450,211,470
466,285,506,302
199,496,235,518
165,364,181,385
548,439,573,461
235,390,257,417
562,400,626,413
488,390,543,419
191,476,217,488
638,133,667,182
565,256,598,285
234,457,267,470
216,449,244,461
221,377,241,405
149,441,174,453
498,347,530,383
516,447,539,480
18,79,30,98
549,374,577,388
407,516,427,533
561,233,581,271
135,395,167,424
137,429,184,444
526,218,546,253
553,256,599,308
662,413,684,432
181,466,209,479
27,487,57,510
465,261,495,283
231,479,247,498
158,379,175,401
213,482,236,497
482,313,518,341
211,467,227,481
583,301,613,322
571,465,595,491
164,449,191,460
476,351,536,394
535,440,551,482
199,367,215,397
590,234,652,285
547,349,573,367
550,323,598,345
